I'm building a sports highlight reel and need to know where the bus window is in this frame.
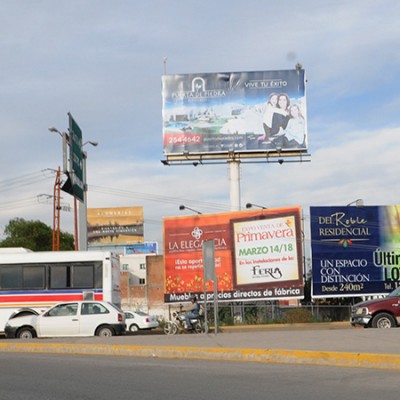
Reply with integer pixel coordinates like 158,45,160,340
0,266,23,289
50,263,95,289
50,265,70,289
23,266,45,289
94,262,102,289
73,265,94,288
0,265,45,290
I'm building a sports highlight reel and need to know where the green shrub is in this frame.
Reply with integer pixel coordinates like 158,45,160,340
158,318,167,330
282,308,313,324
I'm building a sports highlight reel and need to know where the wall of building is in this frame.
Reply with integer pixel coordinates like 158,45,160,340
146,255,166,316
120,254,166,318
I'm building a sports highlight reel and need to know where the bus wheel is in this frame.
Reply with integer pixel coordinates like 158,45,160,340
17,327,36,339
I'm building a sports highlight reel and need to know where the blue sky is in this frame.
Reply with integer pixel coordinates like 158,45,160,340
0,0,399,248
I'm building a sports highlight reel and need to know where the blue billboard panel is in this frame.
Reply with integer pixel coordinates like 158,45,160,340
125,242,158,254
162,69,307,157
310,206,400,298
88,242,158,255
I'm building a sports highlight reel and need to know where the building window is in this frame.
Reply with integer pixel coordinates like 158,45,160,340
139,278,145,285
139,263,146,270
121,264,129,271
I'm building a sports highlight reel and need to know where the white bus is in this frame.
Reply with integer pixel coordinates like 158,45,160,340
0,248,121,333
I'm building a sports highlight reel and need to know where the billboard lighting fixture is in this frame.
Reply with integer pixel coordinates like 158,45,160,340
179,205,202,214
346,199,364,207
278,159,284,164
161,160,170,166
246,203,267,209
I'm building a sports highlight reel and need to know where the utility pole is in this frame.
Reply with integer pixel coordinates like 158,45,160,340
52,167,62,251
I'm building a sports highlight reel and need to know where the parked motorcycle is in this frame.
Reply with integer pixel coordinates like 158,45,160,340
164,307,208,335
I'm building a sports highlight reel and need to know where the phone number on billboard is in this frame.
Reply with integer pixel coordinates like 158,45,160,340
167,134,202,144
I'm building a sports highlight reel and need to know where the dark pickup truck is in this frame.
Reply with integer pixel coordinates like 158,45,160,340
351,287,400,328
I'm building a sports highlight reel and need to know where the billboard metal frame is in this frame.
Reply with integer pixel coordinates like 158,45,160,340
161,149,311,166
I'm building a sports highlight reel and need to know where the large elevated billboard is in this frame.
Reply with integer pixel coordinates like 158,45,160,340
163,207,304,303
162,69,307,160
311,205,400,298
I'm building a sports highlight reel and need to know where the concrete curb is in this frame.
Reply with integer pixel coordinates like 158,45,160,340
1,342,400,370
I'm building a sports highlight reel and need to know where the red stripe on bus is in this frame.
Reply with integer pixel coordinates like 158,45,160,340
0,294,103,303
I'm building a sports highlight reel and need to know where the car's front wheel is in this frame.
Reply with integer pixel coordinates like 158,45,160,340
371,312,396,328
96,326,114,337
17,327,36,339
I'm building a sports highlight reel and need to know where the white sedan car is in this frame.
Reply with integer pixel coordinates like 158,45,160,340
5,301,126,339
124,310,159,332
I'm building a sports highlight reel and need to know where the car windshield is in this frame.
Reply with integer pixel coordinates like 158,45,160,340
387,287,400,297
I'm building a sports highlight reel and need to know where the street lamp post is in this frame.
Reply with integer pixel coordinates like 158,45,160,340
48,127,69,173
245,203,267,209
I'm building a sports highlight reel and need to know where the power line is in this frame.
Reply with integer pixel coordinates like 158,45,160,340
0,169,55,190
0,197,43,211
89,185,230,212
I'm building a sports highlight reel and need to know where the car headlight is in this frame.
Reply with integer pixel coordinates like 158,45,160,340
354,307,369,315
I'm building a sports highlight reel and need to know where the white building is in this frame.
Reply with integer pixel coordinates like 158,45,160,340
120,253,150,286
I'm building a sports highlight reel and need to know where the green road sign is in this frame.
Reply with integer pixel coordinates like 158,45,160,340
68,113,84,202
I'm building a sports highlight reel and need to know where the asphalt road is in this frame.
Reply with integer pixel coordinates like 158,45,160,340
1,353,399,400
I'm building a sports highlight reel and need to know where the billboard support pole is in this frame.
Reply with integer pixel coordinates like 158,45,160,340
78,152,88,251
228,160,241,211
74,197,79,250
203,240,217,334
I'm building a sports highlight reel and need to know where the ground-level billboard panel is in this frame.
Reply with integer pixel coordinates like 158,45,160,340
163,207,304,303
311,205,400,298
